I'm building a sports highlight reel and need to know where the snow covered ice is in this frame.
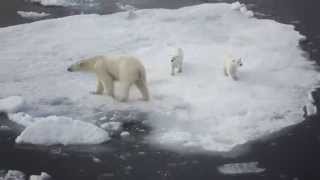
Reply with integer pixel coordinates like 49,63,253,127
17,11,50,19
218,162,265,175
0,3,319,151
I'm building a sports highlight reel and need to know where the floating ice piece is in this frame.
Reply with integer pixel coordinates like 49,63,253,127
4,170,26,180
240,6,248,14
120,131,130,137
230,1,243,10
91,156,102,163
304,103,317,116
116,2,137,11
115,2,138,19
0,96,25,113
29,172,51,180
244,10,254,17
29,0,75,6
0,125,10,131
17,11,50,19
308,90,315,103
16,116,110,145
100,121,122,133
218,162,265,175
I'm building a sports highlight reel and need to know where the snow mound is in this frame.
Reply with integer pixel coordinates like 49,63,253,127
0,3,318,152
17,11,50,19
0,96,25,113
218,162,265,175
16,116,110,145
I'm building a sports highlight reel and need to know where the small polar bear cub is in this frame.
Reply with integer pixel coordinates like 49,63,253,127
170,47,184,76
67,55,150,102
223,54,243,80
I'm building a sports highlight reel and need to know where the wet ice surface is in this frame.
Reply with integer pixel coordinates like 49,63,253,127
0,3,318,152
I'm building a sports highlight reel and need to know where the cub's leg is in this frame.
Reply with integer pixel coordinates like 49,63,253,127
224,67,228,76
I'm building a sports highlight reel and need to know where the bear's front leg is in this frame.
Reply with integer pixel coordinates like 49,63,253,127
97,72,114,98
94,80,104,95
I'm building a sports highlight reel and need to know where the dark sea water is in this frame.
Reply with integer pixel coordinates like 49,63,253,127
1,0,320,180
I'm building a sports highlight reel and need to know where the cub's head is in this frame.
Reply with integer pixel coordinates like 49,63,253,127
67,59,92,72
232,58,243,67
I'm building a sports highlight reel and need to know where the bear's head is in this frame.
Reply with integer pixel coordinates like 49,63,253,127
232,58,243,67
67,59,92,72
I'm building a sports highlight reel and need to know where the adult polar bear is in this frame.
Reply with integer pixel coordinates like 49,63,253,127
67,55,150,102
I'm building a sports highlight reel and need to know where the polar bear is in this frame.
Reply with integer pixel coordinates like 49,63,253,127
170,48,184,76
223,55,243,80
67,55,150,102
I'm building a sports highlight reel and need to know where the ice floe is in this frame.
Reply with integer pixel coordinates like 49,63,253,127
0,3,318,152
218,162,265,175
17,11,50,19
15,116,110,145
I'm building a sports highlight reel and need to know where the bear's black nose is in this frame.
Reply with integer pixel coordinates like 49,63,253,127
67,67,72,72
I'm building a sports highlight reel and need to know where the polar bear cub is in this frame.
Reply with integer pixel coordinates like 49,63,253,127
67,55,150,102
223,54,243,80
170,48,184,76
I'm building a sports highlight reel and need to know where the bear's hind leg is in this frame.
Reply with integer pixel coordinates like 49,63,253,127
135,80,150,101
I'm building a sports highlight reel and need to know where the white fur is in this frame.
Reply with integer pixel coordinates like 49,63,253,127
68,55,150,102
223,55,243,81
171,48,184,76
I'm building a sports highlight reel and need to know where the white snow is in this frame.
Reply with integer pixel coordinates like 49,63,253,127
17,11,50,19
15,116,110,145
218,162,265,175
0,96,25,113
0,3,319,152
